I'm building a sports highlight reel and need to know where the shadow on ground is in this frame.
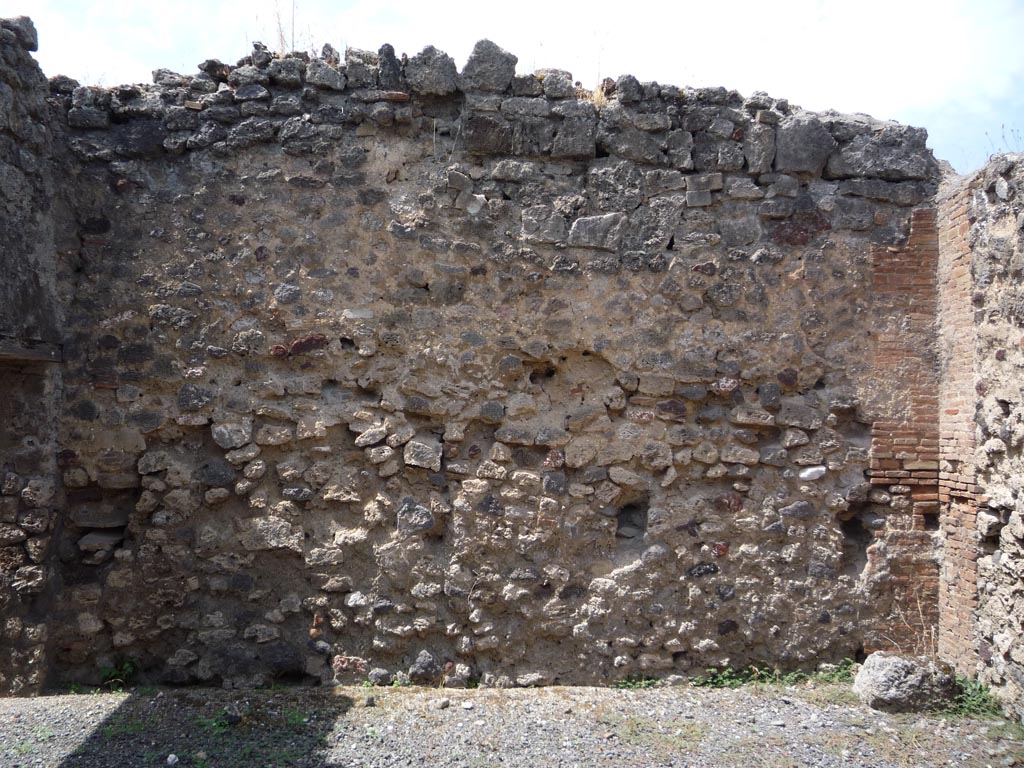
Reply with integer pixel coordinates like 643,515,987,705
56,687,354,768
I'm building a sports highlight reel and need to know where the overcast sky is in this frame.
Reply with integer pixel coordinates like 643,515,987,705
4,0,1023,173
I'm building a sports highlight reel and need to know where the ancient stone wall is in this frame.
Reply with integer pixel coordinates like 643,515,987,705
30,34,949,690
950,156,1024,721
0,17,64,695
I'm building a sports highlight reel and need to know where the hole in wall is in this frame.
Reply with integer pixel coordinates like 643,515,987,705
840,514,872,578
923,511,939,531
528,365,557,385
616,496,649,545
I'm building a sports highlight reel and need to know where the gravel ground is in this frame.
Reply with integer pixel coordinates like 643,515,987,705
1,683,1022,768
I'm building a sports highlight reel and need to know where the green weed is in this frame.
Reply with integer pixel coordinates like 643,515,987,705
101,714,155,739
613,677,660,690
283,706,307,728
943,676,1006,718
100,659,138,690
691,660,857,689
198,710,232,736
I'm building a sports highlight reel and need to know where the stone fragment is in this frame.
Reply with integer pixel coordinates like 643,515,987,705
720,444,760,466
268,57,304,87
237,516,302,552
408,650,442,683
780,500,815,519
406,46,458,96
826,124,936,181
776,401,823,430
178,384,214,411
255,425,293,446
521,206,567,244
774,113,836,174
404,436,442,472
2,16,38,51
69,505,129,529
798,466,827,481
744,123,775,174
463,112,513,154
460,40,518,93
853,652,955,712
212,421,253,450
729,406,775,426
397,498,434,535
305,59,346,90
568,213,627,251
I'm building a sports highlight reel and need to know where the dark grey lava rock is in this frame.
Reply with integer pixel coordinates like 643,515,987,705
460,40,517,93
853,652,955,712
775,112,836,175
408,649,442,683
405,46,458,96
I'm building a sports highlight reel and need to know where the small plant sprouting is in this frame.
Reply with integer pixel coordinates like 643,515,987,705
613,677,660,690
691,660,858,690
198,710,232,736
943,676,1006,718
100,659,138,690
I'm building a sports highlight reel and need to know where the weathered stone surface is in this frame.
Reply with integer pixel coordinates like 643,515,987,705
305,59,345,90
460,40,517,93
775,113,836,175
854,653,955,712
212,421,252,449
405,46,458,96
826,119,936,181
568,213,627,251
0,17,969,698
404,436,442,472
237,517,303,552
408,650,442,683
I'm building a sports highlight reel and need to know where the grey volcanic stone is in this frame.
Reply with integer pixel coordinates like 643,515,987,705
461,40,517,93
854,652,955,712
408,650,442,683
306,59,346,91
775,113,836,174
826,124,937,181
1,16,37,51
405,46,458,96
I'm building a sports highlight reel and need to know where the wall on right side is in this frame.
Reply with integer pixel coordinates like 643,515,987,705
939,154,1024,721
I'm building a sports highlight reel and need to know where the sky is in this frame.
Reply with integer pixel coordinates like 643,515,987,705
3,0,1023,174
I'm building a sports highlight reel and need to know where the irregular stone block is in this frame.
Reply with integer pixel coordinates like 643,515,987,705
406,46,458,96
404,436,442,472
854,653,955,712
568,213,627,251
460,40,518,93
305,59,346,90
397,498,434,535
775,113,836,174
463,112,513,155
521,206,567,244
212,421,253,450
826,124,936,181
744,122,775,174
237,516,302,552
